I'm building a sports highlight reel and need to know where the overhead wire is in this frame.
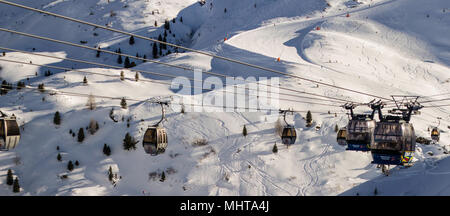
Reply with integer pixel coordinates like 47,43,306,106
0,0,393,101
0,28,359,104
0,46,346,105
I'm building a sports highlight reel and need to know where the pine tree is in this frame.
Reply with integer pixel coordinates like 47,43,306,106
96,47,101,58
67,161,74,171
75,160,79,166
123,132,137,151
152,43,158,59
17,81,25,90
162,36,167,49
12,177,20,193
335,125,339,132
83,76,88,85
117,55,123,64
164,20,170,30
38,83,45,92
306,111,312,127
6,169,13,185
224,8,227,13
143,55,147,62
57,153,62,161
77,128,85,143
160,171,166,182
135,72,139,82
272,143,278,153
154,20,158,27
180,16,183,23
124,57,131,68
243,125,248,136
120,71,125,81
129,35,135,45
108,166,114,182
120,98,127,109
374,187,378,196
103,143,111,156
53,111,61,125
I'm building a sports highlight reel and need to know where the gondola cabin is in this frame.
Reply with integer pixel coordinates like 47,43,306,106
337,128,347,146
281,126,297,145
142,126,167,156
371,120,415,166
0,116,21,150
345,116,376,152
431,128,440,142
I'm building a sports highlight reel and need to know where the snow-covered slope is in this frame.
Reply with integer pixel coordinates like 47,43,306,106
0,0,449,195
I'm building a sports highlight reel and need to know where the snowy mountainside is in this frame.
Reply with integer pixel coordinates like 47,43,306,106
0,0,449,195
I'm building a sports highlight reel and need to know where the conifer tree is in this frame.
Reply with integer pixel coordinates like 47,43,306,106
164,20,170,30
152,43,158,59
154,20,158,27
272,143,278,153
124,57,131,68
57,153,62,161
243,125,248,136
306,111,312,127
78,128,85,143
129,36,135,45
75,160,79,166
120,97,127,109
83,76,88,85
160,171,166,182
335,125,339,132
6,169,13,185
12,177,20,193
67,161,74,171
103,143,111,156
53,111,61,125
38,83,45,92
117,55,123,64
108,166,114,182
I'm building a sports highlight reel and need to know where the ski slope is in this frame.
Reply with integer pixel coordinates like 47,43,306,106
0,0,449,195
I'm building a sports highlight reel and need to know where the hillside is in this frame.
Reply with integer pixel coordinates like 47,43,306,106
0,0,449,195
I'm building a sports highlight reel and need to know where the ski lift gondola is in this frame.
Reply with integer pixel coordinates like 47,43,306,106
142,102,169,156
336,127,347,146
343,103,378,152
0,111,21,150
431,117,441,142
370,97,423,171
279,109,297,145
431,128,440,142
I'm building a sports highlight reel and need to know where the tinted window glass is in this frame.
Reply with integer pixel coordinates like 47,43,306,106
6,120,20,136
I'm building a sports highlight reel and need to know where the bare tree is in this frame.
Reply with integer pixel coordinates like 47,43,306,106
275,119,283,137
86,94,96,110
